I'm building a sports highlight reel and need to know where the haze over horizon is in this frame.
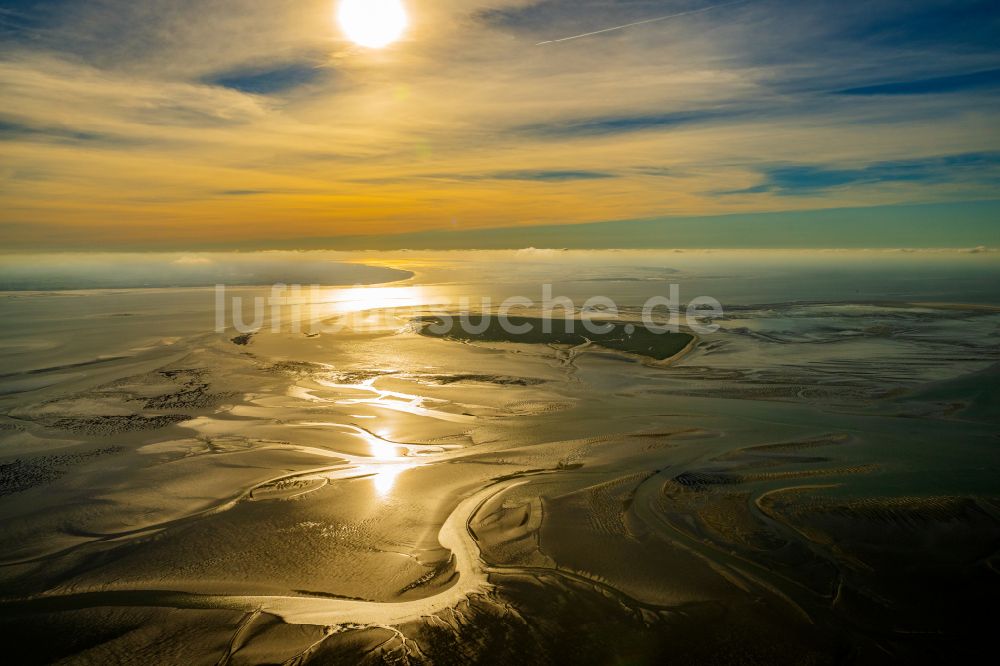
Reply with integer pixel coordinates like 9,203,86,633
2,0,999,250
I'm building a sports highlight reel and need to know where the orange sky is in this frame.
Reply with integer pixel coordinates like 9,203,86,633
1,1,998,248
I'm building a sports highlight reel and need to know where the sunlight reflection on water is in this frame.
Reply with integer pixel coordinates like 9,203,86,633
316,286,428,316
369,463,412,497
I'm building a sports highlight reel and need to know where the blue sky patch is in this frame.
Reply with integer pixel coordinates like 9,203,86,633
837,69,1000,96
726,153,1000,195
207,62,324,95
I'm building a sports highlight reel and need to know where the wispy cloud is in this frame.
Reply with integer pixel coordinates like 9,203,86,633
487,170,617,181
535,0,750,46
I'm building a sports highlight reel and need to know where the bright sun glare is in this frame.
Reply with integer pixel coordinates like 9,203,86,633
337,0,408,49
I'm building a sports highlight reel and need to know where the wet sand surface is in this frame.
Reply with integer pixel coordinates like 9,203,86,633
0,251,998,664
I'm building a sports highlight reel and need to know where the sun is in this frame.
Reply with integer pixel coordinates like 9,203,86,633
337,0,408,49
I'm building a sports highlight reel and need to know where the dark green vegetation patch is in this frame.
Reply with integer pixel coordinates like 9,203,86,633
417,316,693,361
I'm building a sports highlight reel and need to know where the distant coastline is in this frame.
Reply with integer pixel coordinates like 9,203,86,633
0,254,414,292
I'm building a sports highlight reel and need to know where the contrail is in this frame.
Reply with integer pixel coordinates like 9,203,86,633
536,0,749,46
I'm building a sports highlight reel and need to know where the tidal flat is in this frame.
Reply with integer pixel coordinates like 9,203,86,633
0,250,998,664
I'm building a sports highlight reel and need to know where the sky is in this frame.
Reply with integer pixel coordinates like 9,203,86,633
1,0,998,250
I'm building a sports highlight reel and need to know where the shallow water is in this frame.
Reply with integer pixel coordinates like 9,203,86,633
0,250,998,663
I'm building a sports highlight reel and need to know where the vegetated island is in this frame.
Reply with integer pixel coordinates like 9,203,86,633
415,316,695,362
